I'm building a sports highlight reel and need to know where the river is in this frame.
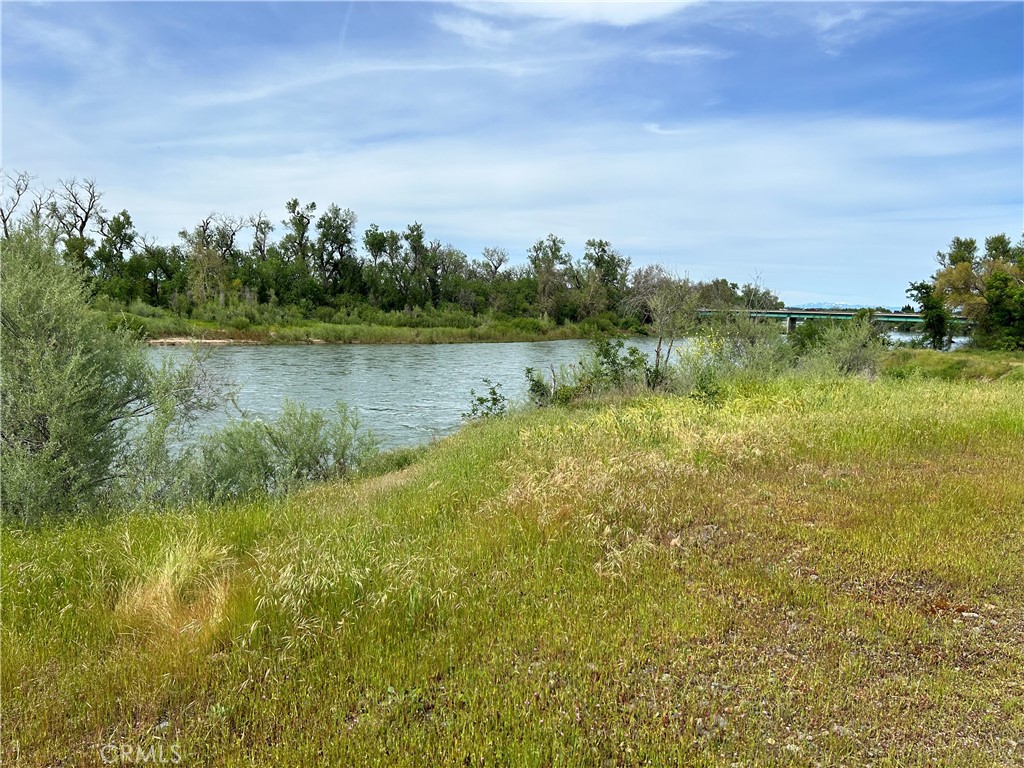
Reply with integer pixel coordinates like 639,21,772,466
151,339,663,450
151,332,952,451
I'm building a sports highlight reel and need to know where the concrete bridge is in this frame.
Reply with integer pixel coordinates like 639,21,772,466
698,308,928,333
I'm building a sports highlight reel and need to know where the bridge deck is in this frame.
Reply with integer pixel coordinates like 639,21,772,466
696,308,968,330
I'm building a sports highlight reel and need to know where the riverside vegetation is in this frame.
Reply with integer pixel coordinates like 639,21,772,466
0,173,788,345
3,221,1024,765
3,353,1022,765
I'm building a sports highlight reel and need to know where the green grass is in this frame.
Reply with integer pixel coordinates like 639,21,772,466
105,310,613,345
3,375,1023,766
883,347,1024,382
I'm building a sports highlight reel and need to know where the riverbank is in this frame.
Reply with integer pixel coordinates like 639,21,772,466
109,309,627,345
4,371,1022,766
141,323,590,344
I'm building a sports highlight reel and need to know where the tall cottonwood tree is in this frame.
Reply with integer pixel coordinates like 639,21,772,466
528,234,571,321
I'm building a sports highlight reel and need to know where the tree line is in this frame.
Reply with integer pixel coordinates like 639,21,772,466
0,172,783,330
908,233,1024,350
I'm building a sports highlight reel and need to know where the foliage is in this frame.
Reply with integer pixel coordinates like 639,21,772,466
0,225,215,523
924,233,1024,350
797,313,889,376
524,337,658,407
463,379,509,420
189,401,379,502
2,174,786,343
906,280,950,349
788,318,838,356
674,330,730,401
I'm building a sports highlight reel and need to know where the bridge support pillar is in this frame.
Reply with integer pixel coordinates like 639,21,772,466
787,316,797,334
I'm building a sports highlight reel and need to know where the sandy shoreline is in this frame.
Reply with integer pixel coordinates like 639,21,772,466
146,337,262,346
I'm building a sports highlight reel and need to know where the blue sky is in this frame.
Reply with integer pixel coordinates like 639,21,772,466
3,1,1022,307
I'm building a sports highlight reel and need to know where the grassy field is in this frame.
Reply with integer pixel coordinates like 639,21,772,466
3,372,1023,765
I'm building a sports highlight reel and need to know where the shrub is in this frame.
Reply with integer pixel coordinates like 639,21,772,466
524,337,655,407
190,401,379,502
674,331,731,401
799,315,888,376
0,225,214,523
463,379,509,419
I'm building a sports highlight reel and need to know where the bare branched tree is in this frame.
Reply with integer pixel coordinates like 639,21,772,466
51,177,105,240
0,170,33,238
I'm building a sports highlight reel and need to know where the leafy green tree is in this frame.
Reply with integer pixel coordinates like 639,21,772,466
582,238,631,313
363,224,407,309
527,234,571,321
906,280,949,349
280,198,316,268
93,209,139,300
739,281,784,310
314,204,362,297
932,232,1024,349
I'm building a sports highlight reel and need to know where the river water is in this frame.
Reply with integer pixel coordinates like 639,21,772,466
151,339,662,450
151,332,951,451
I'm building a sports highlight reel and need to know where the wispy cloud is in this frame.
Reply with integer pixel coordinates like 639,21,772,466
806,4,917,55
642,45,733,63
453,1,697,28
433,12,517,49
3,1,1020,307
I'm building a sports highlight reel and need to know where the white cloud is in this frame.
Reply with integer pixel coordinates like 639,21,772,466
433,13,517,48
4,2,1020,308
454,1,697,28
39,115,1012,308
642,45,733,63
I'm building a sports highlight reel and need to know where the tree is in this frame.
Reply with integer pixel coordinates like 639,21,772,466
0,223,213,522
480,246,508,279
906,280,949,349
932,232,1024,349
180,216,228,307
739,281,784,310
583,239,631,310
280,198,316,268
48,177,105,272
92,209,139,300
0,170,32,239
527,234,571,321
627,265,699,375
314,204,362,297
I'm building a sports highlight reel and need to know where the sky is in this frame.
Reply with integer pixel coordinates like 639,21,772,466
2,1,1022,307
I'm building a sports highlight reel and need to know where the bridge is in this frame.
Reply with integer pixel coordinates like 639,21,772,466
698,308,928,333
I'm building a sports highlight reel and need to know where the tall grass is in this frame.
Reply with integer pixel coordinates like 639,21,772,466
4,370,1022,766
101,302,608,345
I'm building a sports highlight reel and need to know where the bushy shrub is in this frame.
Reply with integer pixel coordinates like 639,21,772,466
674,331,731,401
788,318,838,356
189,401,379,502
799,315,888,376
524,337,655,406
1,225,215,523
463,379,509,419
